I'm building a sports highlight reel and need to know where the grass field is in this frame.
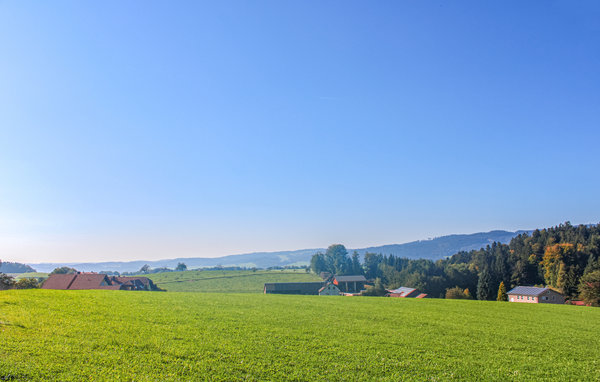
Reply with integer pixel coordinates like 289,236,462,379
147,269,322,293
1,290,599,381
6,272,49,280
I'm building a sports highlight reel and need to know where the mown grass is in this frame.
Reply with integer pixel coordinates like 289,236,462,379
1,290,599,381
147,269,321,293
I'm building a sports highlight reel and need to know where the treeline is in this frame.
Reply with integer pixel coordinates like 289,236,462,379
310,223,600,304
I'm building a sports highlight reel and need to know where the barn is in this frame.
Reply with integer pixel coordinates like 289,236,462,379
332,275,367,293
263,282,325,295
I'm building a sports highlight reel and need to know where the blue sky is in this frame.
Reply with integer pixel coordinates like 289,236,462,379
1,1,599,263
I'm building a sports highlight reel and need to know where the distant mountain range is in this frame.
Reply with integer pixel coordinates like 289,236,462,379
27,230,530,273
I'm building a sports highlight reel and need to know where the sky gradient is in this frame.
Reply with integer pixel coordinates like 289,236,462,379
1,1,599,263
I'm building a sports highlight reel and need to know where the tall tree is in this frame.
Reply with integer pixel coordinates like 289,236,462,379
477,267,494,301
326,244,351,275
351,252,363,275
310,253,327,274
497,281,508,301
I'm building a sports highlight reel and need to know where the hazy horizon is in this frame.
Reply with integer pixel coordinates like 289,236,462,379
2,224,576,265
1,2,599,264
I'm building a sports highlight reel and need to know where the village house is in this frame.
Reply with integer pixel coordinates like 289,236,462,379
318,283,341,296
332,275,367,294
506,286,565,304
386,287,428,298
42,273,160,291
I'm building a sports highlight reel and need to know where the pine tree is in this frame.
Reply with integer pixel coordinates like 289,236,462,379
477,267,493,300
497,281,508,301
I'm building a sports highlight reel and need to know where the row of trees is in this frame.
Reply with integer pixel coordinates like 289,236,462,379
309,223,600,305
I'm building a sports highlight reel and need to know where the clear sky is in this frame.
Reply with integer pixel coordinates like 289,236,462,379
1,1,599,263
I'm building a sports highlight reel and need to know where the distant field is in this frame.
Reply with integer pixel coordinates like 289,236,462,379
147,269,321,293
1,290,599,381
7,272,49,280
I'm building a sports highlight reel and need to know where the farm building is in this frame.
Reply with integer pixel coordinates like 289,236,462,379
318,283,341,296
332,275,367,293
42,273,160,291
263,282,325,295
386,287,428,298
507,286,564,304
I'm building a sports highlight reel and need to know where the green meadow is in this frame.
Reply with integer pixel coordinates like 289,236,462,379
147,269,321,293
1,290,599,381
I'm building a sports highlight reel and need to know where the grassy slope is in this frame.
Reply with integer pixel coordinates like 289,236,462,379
10,272,49,280
147,269,322,293
1,290,599,381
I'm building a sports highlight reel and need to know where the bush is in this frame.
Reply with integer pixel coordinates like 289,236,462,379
50,267,78,275
0,273,15,290
15,278,40,289
579,270,600,307
446,286,472,299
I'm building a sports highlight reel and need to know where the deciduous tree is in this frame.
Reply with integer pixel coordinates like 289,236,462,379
497,281,508,301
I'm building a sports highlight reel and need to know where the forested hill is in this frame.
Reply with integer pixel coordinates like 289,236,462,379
310,222,600,302
353,230,528,260
27,230,525,273
0,261,36,273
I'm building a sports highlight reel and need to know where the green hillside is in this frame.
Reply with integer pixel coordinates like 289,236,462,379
11,272,49,280
147,269,322,293
1,290,599,381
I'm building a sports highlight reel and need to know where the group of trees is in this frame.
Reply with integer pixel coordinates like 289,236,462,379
0,260,41,290
310,245,362,276
309,223,600,305
136,262,188,275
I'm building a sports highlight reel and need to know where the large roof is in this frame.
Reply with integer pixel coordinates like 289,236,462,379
69,274,110,290
41,273,155,291
507,286,549,296
387,287,416,295
41,274,77,290
334,275,367,282
264,282,325,295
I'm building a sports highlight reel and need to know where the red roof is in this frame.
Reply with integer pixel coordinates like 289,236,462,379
570,301,587,306
68,274,110,290
41,274,77,290
41,273,155,291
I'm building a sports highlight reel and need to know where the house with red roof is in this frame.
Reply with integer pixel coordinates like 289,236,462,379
386,287,428,298
42,273,160,291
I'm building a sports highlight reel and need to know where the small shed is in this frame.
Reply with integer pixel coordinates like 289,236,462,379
318,283,341,296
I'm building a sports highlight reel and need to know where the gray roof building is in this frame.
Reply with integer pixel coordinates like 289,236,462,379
263,282,325,295
507,286,550,296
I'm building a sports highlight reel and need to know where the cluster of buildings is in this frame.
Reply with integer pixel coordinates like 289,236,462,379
263,274,572,305
263,275,431,298
264,275,369,296
41,272,160,291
